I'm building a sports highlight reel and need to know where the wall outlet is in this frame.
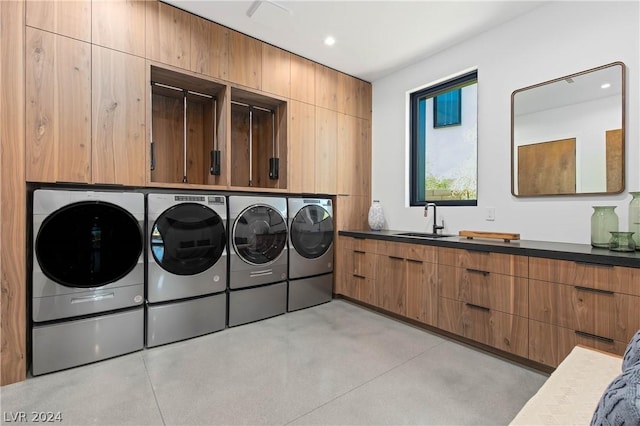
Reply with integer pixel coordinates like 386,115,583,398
486,207,495,221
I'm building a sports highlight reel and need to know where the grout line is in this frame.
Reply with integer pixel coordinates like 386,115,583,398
284,339,448,425
141,353,168,426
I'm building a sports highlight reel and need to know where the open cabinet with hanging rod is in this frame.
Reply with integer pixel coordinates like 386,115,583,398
230,87,288,190
149,66,227,187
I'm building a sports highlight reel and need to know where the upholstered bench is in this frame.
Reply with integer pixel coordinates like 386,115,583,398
510,345,622,425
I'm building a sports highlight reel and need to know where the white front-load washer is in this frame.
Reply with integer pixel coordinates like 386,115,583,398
146,193,227,347
32,189,145,375
228,195,288,326
287,197,334,311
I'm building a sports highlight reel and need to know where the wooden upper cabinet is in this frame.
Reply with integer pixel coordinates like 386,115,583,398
146,1,190,69
26,28,91,183
337,72,356,116
92,46,146,186
261,43,290,98
315,107,337,194
315,64,339,111
190,15,229,80
26,0,91,42
355,79,372,119
229,31,261,90
288,100,315,194
92,0,146,56
290,54,315,104
337,114,370,196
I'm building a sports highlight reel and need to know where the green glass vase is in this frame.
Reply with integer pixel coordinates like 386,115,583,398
591,206,618,248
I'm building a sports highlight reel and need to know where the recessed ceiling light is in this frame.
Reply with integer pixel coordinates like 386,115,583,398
601,83,611,89
324,36,336,46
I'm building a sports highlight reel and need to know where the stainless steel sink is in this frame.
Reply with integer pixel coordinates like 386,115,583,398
394,232,454,239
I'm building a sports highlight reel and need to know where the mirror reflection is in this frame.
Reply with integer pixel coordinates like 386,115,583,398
511,62,625,196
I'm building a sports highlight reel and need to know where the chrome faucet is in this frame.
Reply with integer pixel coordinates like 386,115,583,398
425,203,445,235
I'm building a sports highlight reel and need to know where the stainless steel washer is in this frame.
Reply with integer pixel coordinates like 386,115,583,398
31,189,144,376
287,197,334,311
146,193,227,347
228,195,288,326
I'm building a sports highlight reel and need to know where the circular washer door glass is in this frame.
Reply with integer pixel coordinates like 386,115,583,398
36,201,143,288
233,205,287,265
291,205,334,259
151,203,226,276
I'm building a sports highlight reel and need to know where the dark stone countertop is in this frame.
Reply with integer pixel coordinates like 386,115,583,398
338,229,640,268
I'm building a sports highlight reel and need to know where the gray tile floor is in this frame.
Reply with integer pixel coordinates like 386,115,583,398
1,300,547,425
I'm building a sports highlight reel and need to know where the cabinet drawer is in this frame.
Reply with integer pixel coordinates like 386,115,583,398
439,247,528,277
529,279,640,343
439,265,528,317
341,236,377,253
375,240,408,258
529,257,640,296
405,243,437,264
529,319,626,367
438,297,528,357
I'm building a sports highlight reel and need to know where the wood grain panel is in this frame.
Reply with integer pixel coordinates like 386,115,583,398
314,107,337,194
92,0,145,56
1,0,27,385
438,247,528,277
529,319,626,367
334,195,370,232
190,15,229,80
338,72,356,116
355,79,372,120
92,46,146,186
146,1,190,69
315,64,338,111
261,43,290,98
288,100,315,193
528,257,640,296
528,279,640,343
26,28,91,183
406,259,438,326
606,128,623,193
375,240,408,258
337,114,370,196
290,54,315,104
517,138,576,196
439,265,528,317
230,103,251,186
229,31,261,89
375,254,406,315
438,297,528,357
26,0,90,41
150,93,184,184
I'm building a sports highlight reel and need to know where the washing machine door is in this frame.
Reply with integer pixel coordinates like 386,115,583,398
151,203,226,276
35,201,143,288
290,205,334,259
233,205,287,265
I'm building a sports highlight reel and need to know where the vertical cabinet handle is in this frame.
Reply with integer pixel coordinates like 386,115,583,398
150,142,156,171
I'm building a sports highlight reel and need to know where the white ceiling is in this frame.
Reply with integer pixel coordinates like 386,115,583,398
164,0,546,82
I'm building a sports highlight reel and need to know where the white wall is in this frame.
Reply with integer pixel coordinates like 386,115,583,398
371,1,639,244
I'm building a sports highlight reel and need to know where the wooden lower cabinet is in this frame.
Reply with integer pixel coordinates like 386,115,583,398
335,236,376,303
438,297,528,358
529,319,626,367
375,254,407,316
406,258,438,326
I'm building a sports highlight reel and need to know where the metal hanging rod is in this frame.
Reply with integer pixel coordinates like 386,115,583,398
151,82,214,99
230,100,273,113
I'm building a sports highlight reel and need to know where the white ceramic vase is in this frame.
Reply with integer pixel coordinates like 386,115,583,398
368,200,385,231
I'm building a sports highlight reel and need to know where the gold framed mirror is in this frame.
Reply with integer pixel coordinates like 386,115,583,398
511,62,625,197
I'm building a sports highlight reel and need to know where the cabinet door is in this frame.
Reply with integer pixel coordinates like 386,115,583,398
376,254,406,315
406,259,438,326
335,195,370,232
290,55,315,104
26,28,91,183
26,0,91,41
315,107,337,194
190,15,229,80
288,101,315,193
229,31,261,89
261,43,290,98
146,1,190,69
355,79,372,120
337,114,371,197
315,64,338,111
92,0,145,56
92,46,146,186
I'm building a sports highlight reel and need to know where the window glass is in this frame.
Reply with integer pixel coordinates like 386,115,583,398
410,71,478,206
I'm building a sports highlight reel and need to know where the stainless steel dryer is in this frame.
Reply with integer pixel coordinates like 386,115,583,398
287,197,334,311
228,195,288,326
32,189,144,376
146,193,227,347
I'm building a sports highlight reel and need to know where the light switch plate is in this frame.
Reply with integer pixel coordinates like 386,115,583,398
486,207,495,221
